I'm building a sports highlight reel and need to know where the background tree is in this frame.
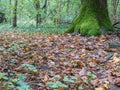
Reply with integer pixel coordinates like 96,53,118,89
111,0,120,23
13,0,18,27
0,0,120,33
0,12,6,23
34,0,41,28
0,0,7,23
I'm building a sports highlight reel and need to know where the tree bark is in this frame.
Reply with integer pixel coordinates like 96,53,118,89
13,0,18,27
0,12,6,23
34,0,41,28
9,0,12,24
65,0,113,36
111,0,120,23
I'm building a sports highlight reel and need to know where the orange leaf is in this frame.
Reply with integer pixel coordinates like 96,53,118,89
42,75,48,82
116,78,120,86
77,61,84,68
58,87,64,90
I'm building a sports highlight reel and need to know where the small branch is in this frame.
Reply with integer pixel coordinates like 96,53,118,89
112,21,120,26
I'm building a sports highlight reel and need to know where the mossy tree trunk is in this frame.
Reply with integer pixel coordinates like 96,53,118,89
65,0,113,36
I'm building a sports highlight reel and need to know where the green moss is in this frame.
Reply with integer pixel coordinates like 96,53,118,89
102,18,113,31
76,5,101,36
65,0,113,36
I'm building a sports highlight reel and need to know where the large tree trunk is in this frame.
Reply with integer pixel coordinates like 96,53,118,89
65,0,113,36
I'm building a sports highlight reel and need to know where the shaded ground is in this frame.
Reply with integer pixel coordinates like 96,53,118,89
0,31,120,90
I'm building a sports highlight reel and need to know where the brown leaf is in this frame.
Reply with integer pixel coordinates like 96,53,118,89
88,59,97,68
59,58,65,61
42,74,49,82
90,79,99,87
116,78,120,86
58,87,64,90
77,61,84,68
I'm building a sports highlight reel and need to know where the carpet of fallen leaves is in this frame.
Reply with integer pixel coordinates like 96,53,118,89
0,31,120,90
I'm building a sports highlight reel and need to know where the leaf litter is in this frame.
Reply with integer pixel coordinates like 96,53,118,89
0,31,120,90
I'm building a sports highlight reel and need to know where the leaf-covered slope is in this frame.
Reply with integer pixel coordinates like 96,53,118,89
0,31,120,90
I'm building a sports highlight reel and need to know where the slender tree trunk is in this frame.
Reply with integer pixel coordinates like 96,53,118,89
0,12,6,23
112,0,120,23
0,0,7,23
34,0,41,28
56,0,61,32
66,0,70,17
9,0,12,24
65,0,113,36
42,0,47,14
42,0,48,22
13,0,18,27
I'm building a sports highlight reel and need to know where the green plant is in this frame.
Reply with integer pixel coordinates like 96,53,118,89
0,72,32,90
63,76,77,83
17,80,32,90
54,75,61,79
0,72,8,80
7,43,19,53
87,72,97,79
14,74,32,90
47,75,77,89
86,71,97,83
21,64,37,72
47,81,68,89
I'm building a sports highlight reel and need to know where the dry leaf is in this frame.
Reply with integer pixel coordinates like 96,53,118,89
88,61,97,68
42,74,48,82
58,87,64,90
77,61,84,68
101,35,107,40
79,68,87,76
113,56,120,63
59,58,65,61
104,83,108,89
116,78,120,86
95,87,104,90
81,53,86,57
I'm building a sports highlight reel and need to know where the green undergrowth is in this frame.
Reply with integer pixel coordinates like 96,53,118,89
0,23,69,34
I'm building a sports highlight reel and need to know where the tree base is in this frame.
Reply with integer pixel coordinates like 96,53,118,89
65,1,113,36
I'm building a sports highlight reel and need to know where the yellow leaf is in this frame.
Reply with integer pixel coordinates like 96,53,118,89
60,58,65,61
95,88,104,90
24,47,29,52
81,53,86,57
104,83,108,89
113,56,120,63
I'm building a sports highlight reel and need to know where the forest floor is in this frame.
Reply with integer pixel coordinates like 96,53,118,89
0,31,120,90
